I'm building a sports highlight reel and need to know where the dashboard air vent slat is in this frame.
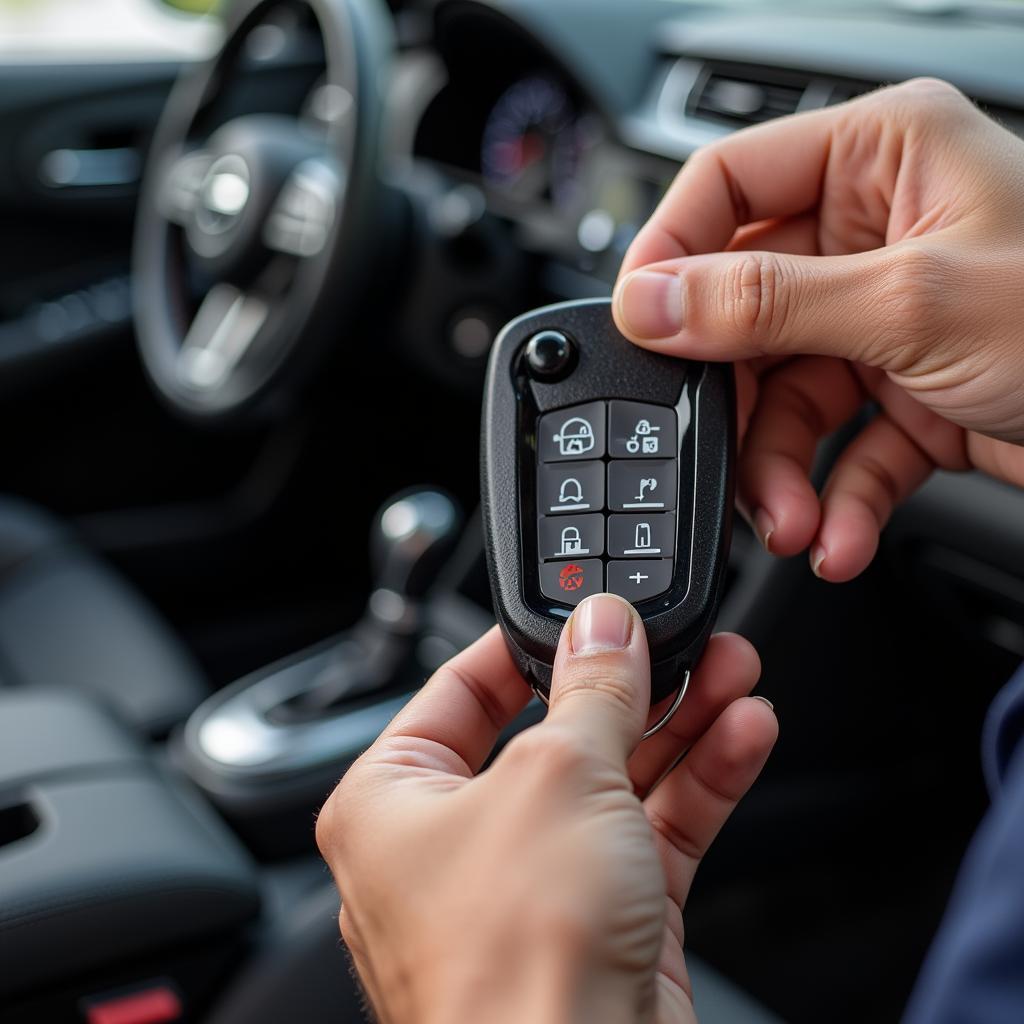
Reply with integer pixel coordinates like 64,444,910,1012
689,65,809,128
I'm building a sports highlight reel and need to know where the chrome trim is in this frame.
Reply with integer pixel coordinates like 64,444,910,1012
528,669,690,741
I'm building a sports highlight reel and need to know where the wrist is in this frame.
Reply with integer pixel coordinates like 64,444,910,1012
405,935,641,1024
411,947,574,1024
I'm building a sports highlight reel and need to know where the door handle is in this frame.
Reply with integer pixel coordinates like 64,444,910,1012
38,146,141,189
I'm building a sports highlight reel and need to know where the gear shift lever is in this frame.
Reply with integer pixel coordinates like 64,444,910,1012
368,488,464,630
287,488,462,715
180,486,482,854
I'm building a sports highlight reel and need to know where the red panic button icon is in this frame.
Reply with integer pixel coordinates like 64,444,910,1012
558,563,585,592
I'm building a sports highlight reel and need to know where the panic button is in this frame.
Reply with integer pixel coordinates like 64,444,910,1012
539,558,603,606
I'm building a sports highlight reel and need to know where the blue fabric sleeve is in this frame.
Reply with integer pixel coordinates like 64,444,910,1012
903,666,1024,1024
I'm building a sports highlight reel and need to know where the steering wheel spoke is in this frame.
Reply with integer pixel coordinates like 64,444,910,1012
264,157,344,258
178,284,270,390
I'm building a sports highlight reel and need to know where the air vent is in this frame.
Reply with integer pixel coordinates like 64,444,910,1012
689,64,809,128
826,80,880,105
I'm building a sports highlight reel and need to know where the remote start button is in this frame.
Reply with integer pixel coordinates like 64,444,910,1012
608,401,677,459
538,402,606,462
607,513,676,559
607,559,674,603
537,460,605,515
607,459,677,513
539,514,605,561
540,558,604,605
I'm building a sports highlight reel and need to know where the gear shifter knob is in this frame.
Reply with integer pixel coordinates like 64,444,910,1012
373,489,462,594
280,488,462,717
368,488,462,632
185,488,467,784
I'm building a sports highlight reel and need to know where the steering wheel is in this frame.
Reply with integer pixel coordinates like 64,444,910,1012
133,0,391,420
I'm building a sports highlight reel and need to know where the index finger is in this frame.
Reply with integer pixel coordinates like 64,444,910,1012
645,696,777,911
619,105,835,277
373,627,531,777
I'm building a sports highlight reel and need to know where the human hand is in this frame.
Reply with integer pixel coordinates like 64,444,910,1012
317,594,776,1024
614,78,1024,582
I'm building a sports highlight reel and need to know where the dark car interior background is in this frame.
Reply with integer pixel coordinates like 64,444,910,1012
1,0,1024,1022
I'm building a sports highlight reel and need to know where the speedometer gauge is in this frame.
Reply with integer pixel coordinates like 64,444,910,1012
481,76,590,209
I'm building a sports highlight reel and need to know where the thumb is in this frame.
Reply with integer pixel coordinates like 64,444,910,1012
544,593,650,769
614,246,923,364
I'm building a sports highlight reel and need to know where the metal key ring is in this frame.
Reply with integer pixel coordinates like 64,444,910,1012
530,669,690,741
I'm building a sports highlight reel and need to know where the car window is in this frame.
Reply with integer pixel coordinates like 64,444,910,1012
0,0,221,62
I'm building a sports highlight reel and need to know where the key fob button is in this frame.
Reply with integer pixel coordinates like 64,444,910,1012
538,402,606,462
538,461,605,515
608,401,677,459
539,558,604,606
607,559,674,603
608,513,675,559
539,514,605,562
607,460,677,512
525,330,576,380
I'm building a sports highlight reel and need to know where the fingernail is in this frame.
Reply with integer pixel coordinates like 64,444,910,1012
753,508,775,553
616,271,683,340
752,695,775,712
570,594,634,655
811,546,826,577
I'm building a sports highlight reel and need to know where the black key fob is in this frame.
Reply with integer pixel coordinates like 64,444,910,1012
481,298,735,720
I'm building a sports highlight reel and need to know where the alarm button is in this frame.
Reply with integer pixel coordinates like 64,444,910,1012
539,558,603,606
607,559,674,603
608,401,677,459
538,402,606,462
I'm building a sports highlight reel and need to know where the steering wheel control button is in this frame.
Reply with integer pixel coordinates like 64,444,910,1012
608,513,676,559
607,559,674,603
607,459,677,513
608,401,677,459
538,460,605,515
540,558,604,605
525,329,576,380
538,402,606,462
539,514,605,562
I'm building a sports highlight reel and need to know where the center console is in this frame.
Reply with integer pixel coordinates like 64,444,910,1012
176,490,525,857
0,492,516,1021
0,689,259,1022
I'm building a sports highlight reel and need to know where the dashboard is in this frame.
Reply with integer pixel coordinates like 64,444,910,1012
405,2,678,286
395,0,1024,292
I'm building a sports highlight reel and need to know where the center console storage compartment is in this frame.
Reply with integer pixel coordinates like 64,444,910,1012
0,690,260,1020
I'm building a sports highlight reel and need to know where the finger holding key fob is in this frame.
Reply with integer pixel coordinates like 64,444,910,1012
481,298,735,735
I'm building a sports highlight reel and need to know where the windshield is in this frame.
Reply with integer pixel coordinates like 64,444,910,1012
669,0,1024,20
0,0,220,61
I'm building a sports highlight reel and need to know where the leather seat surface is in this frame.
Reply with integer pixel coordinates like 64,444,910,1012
0,496,207,735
